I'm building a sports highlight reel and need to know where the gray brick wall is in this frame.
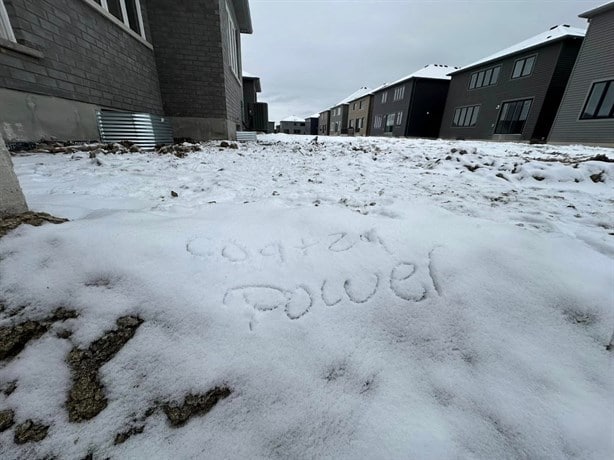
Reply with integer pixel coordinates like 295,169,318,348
1,0,163,114
220,0,243,128
147,0,228,119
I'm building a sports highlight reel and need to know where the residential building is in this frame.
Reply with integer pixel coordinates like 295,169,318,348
242,72,269,132
549,2,614,146
370,64,455,138
305,114,320,135
0,0,253,145
280,116,306,134
328,87,372,136
318,110,331,135
440,25,585,142
347,94,373,136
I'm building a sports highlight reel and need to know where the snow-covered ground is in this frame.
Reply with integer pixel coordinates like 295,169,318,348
1,135,613,459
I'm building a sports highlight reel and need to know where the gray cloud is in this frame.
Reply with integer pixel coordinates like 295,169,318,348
241,0,603,122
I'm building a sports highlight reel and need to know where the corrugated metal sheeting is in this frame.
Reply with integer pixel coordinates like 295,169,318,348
97,110,173,149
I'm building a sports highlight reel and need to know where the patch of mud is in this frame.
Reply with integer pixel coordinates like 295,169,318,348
13,419,49,444
0,211,68,238
162,387,232,428
0,409,15,431
0,308,78,361
66,316,143,422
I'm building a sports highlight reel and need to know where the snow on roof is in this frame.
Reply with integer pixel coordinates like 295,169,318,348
281,116,305,122
242,71,257,78
451,25,586,75
306,113,321,119
335,87,372,106
387,64,458,87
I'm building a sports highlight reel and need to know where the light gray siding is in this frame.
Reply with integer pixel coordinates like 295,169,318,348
549,9,614,145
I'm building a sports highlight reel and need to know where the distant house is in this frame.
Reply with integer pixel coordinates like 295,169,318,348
305,114,320,135
370,65,455,138
347,94,373,137
328,87,372,136
318,110,331,135
280,116,306,134
242,72,269,132
549,3,614,146
0,0,253,145
440,25,585,142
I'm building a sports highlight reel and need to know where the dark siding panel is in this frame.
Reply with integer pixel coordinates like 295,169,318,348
407,79,450,138
370,81,413,137
549,10,614,144
532,40,582,140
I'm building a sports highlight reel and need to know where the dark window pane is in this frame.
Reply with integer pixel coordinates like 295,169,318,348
522,56,535,76
476,72,485,88
125,0,141,34
491,67,500,84
470,106,479,126
465,107,474,126
583,81,607,118
459,107,467,126
469,73,477,89
107,0,123,20
597,83,614,117
512,60,523,78
484,69,493,86
453,109,461,126
519,100,532,121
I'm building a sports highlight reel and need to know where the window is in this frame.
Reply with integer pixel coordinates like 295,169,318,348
452,105,480,127
0,0,16,42
512,55,536,79
580,80,614,119
393,86,405,101
358,117,364,129
374,115,383,129
381,92,388,103
495,99,532,134
396,111,403,125
352,103,356,110
91,0,145,39
469,65,501,89
359,100,363,110
385,113,395,132
226,2,239,77
349,119,354,128
334,122,339,132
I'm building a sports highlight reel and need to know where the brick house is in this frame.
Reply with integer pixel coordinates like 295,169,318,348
370,64,455,138
549,2,614,146
0,0,253,145
346,93,372,137
318,109,330,135
242,71,269,132
440,25,585,142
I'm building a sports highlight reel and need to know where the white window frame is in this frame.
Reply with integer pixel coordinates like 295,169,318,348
88,0,146,41
381,92,388,104
226,1,239,78
0,0,16,42
396,111,403,125
394,86,405,101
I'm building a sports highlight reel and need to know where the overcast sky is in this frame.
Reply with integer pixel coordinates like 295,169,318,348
241,0,605,123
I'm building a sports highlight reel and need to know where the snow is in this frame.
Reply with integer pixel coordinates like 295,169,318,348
242,71,256,78
1,136,613,459
335,86,372,107
281,115,305,122
387,64,458,86
451,25,586,74
306,113,320,120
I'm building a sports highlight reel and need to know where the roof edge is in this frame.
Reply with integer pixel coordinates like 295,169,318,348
231,0,253,34
580,1,614,18
448,33,583,76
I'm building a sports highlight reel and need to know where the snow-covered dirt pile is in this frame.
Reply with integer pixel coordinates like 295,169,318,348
1,136,613,459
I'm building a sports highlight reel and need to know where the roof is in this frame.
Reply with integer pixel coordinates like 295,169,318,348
281,116,305,122
306,113,321,119
449,25,586,75
242,71,261,92
334,87,372,107
580,1,614,18
231,0,253,34
371,64,458,94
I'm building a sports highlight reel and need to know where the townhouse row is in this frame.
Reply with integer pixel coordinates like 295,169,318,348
311,2,613,146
